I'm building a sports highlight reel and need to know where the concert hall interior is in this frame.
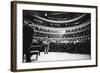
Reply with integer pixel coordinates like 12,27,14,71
23,10,91,63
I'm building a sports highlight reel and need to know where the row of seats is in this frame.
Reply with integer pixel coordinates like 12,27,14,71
33,23,90,34
34,29,90,38
49,41,91,54
30,40,91,54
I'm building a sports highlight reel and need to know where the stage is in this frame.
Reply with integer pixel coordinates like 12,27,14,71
30,52,90,62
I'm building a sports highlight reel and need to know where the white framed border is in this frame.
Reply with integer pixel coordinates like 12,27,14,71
11,1,97,71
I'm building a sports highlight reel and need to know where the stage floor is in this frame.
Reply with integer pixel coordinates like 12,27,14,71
30,52,91,62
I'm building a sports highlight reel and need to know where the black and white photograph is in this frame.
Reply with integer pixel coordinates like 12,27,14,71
11,1,97,71
23,10,91,63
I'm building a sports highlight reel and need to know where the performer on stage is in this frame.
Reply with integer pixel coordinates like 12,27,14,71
43,39,50,54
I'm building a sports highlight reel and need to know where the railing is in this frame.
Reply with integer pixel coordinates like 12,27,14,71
32,21,90,33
